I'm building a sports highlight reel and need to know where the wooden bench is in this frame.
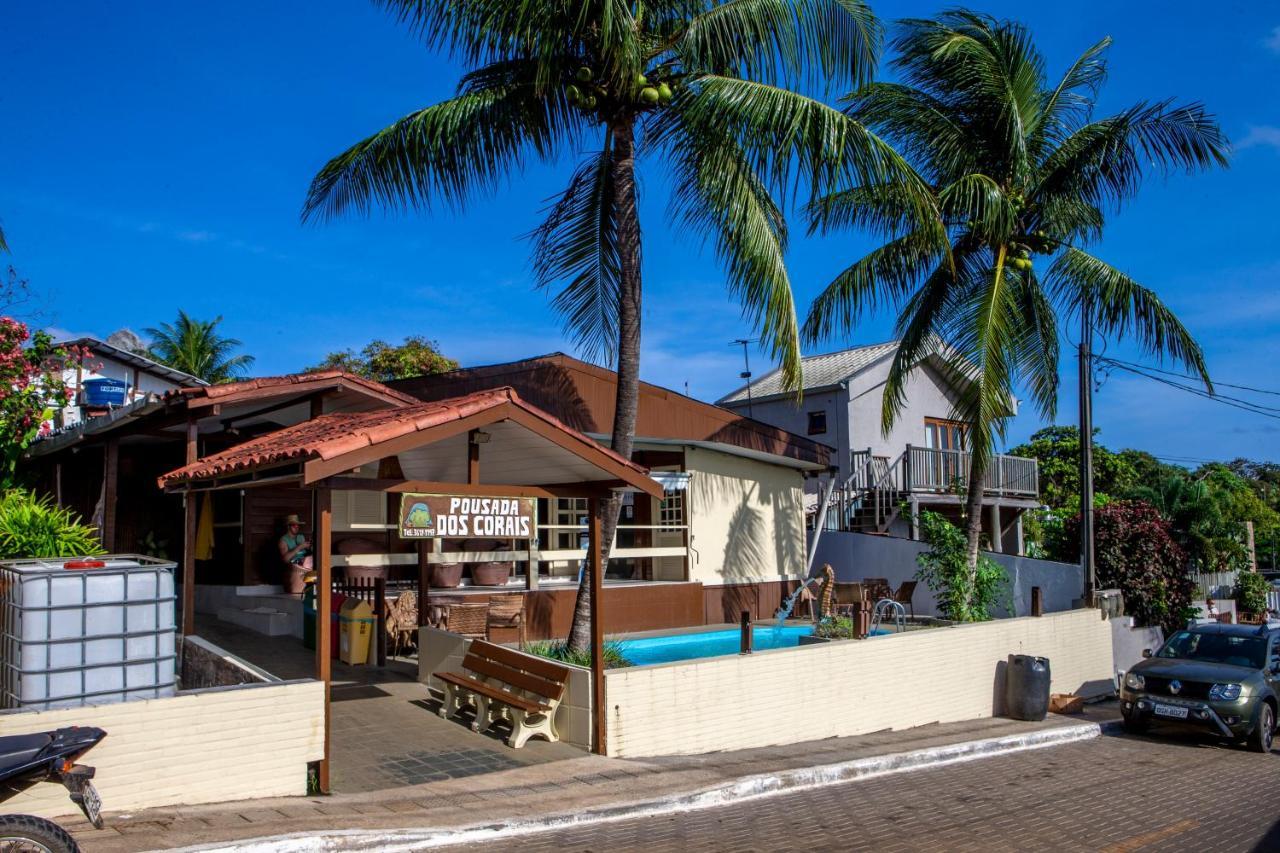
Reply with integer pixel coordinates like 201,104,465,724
433,640,572,748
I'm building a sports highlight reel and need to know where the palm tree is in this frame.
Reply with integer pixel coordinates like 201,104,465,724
145,311,255,384
303,0,923,651
803,12,1228,604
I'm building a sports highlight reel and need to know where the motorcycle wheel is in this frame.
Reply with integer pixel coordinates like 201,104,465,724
0,814,79,853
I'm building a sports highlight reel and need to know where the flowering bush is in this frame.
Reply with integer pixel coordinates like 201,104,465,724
0,319,86,481
1063,500,1193,633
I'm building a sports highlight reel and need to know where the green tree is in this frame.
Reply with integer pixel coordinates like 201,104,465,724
308,336,458,381
144,311,256,384
1009,426,1136,512
803,12,1226,605
302,0,919,652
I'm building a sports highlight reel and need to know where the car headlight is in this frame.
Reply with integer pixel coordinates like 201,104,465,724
1124,672,1145,690
1208,683,1242,701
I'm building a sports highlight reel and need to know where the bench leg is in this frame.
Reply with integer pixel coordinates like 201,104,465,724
438,683,467,720
507,708,558,749
470,695,493,733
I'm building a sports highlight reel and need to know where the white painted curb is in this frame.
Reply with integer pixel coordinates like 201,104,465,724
170,721,1109,852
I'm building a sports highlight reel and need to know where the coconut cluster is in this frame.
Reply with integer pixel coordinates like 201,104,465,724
565,66,674,114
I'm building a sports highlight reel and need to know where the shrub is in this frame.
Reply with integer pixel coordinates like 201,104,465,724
523,639,630,669
1234,571,1270,617
0,489,104,559
814,616,855,639
914,510,1009,622
1062,500,1192,633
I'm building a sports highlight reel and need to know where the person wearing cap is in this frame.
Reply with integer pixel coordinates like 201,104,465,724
279,514,313,571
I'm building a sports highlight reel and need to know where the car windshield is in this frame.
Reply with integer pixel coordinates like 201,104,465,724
1157,631,1267,669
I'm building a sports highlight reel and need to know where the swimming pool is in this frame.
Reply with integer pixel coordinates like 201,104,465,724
616,624,817,666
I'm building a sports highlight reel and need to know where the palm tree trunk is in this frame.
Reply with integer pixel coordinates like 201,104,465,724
962,453,986,615
566,118,641,653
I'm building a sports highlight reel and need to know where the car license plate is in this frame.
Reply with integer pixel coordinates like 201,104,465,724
1154,703,1189,720
80,780,102,827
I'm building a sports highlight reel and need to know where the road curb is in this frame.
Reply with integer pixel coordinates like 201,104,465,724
176,721,1107,852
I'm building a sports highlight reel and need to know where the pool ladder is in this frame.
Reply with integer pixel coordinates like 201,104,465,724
869,599,907,634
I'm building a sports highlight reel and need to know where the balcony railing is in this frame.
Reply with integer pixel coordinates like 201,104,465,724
903,445,1039,498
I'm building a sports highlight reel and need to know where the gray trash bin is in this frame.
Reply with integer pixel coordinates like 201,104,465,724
1005,654,1050,721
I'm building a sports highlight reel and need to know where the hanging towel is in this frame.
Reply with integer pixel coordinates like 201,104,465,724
195,492,215,561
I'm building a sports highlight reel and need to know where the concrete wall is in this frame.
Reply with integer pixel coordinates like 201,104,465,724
417,627,593,750
686,446,807,586
180,635,278,689
811,530,1082,617
737,389,846,478
847,359,967,463
604,608,1114,757
0,679,324,818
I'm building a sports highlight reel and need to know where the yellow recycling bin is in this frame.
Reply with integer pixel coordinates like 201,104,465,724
338,598,375,665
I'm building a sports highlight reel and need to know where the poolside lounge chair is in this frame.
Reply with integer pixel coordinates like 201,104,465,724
862,577,892,602
832,582,868,617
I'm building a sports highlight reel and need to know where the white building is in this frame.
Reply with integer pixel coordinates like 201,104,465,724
718,341,1040,555
52,336,206,432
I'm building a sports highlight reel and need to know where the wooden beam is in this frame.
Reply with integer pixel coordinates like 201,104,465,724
505,408,663,498
588,497,606,756
417,541,430,628
310,394,325,421
102,438,119,552
315,487,333,794
182,417,199,636
322,477,619,500
467,429,480,485
182,495,197,636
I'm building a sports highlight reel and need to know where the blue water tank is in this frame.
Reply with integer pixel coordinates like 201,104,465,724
82,378,128,406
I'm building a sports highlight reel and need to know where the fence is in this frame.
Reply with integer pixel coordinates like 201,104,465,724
1192,570,1238,600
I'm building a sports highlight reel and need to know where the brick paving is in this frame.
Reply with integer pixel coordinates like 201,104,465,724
67,710,1120,852
195,617,581,793
447,729,1280,853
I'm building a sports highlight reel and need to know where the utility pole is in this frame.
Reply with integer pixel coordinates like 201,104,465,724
1079,300,1096,605
731,339,756,418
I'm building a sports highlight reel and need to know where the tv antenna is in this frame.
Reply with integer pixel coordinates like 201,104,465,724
731,339,757,417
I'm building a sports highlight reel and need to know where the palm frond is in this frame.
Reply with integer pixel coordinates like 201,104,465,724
303,73,577,221
530,147,620,362
678,0,880,92
1046,247,1210,389
1033,36,1110,149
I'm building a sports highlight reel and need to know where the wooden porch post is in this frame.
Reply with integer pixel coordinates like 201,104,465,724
417,540,430,629
988,504,1002,554
588,496,606,755
102,438,119,552
316,487,333,793
182,417,198,636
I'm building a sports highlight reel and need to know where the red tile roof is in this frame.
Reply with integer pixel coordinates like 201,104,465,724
158,386,650,487
166,370,419,406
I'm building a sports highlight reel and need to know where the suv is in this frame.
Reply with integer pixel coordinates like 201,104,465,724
1120,623,1278,753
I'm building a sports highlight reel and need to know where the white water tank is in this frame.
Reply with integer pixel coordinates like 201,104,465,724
0,554,177,709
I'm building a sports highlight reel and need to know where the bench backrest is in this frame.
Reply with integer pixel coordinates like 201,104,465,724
462,640,571,704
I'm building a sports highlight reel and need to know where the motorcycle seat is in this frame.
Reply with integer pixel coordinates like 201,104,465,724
0,733,52,773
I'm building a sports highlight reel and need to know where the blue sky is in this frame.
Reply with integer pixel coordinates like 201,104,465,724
2,2,1278,463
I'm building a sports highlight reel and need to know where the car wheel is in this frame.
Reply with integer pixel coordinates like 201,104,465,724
1247,703,1275,754
1122,712,1149,735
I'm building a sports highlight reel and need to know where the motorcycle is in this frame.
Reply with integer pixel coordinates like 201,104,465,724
0,726,106,853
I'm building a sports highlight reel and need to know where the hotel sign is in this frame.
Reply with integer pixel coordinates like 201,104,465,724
399,494,535,540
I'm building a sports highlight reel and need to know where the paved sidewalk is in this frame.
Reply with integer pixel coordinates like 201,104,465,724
67,704,1118,852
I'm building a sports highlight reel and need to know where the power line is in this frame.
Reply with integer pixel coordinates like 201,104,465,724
1094,357,1280,421
1096,354,1280,398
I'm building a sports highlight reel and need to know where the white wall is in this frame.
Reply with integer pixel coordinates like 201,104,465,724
686,447,807,585
811,530,1082,617
604,609,1114,757
0,680,324,817
737,389,845,475
847,358,965,461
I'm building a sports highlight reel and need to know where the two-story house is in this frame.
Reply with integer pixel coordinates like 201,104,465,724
718,341,1040,555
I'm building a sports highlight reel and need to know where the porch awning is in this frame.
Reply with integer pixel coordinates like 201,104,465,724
650,471,691,492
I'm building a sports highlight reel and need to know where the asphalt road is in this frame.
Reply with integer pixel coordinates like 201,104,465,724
444,729,1280,853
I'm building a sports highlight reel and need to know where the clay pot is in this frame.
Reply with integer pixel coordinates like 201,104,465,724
344,565,389,584
429,562,464,588
470,562,512,586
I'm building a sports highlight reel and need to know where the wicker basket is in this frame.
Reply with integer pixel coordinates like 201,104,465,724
429,562,463,588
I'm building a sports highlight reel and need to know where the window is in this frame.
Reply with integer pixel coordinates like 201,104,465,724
924,418,967,450
807,410,827,435
658,490,685,531
333,490,388,531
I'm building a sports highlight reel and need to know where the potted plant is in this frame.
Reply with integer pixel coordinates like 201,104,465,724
429,562,463,588
470,562,512,586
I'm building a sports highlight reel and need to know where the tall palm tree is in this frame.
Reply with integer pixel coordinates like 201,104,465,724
303,0,924,651
803,11,1228,601
145,311,255,384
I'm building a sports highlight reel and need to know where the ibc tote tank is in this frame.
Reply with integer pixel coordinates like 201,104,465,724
0,555,177,709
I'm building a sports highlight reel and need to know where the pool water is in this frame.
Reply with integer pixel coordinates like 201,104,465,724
616,624,817,666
